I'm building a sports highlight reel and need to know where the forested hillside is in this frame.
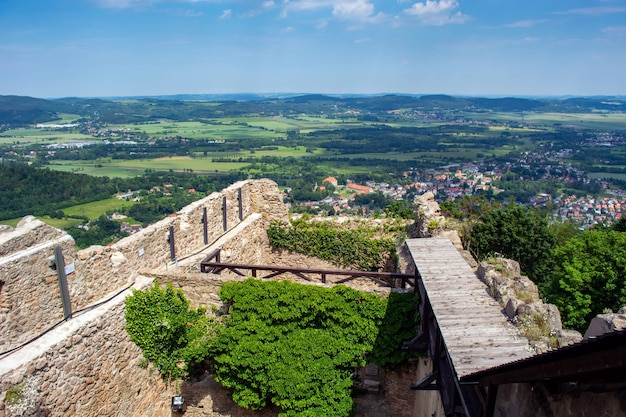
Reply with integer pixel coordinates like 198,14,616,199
0,163,244,221
1,94,625,126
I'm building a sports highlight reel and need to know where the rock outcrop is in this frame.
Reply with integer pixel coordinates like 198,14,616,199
476,259,583,352
584,307,626,338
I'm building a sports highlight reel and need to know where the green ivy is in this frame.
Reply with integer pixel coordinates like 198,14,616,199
125,282,215,380
211,279,418,416
267,218,398,271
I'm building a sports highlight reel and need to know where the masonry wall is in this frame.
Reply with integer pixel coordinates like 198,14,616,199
0,299,174,417
0,179,287,354
0,219,77,353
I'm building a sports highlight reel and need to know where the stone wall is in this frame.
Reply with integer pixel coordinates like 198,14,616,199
0,218,77,353
0,288,175,417
0,179,288,417
0,179,287,354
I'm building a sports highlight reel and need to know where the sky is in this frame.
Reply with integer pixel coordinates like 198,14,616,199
1,0,625,98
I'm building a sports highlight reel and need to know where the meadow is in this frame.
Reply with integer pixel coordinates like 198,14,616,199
0,128,97,145
62,197,136,220
46,157,248,177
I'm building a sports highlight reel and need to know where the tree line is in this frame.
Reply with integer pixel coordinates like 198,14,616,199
442,198,626,332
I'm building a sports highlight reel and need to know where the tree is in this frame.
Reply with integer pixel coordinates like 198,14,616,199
470,204,555,282
545,229,626,331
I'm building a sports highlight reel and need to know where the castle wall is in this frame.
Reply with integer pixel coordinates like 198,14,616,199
0,179,287,354
0,294,174,417
0,223,77,354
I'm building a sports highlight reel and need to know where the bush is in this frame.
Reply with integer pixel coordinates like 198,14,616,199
267,218,397,271
125,282,215,380
211,279,418,416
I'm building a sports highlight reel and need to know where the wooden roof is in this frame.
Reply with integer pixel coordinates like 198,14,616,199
406,237,534,378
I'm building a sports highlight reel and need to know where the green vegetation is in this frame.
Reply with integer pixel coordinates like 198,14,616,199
469,204,556,281
62,197,135,220
267,217,399,271
125,279,418,417
211,279,418,416
66,215,128,249
125,282,215,380
545,228,626,331
447,198,626,332
0,164,123,220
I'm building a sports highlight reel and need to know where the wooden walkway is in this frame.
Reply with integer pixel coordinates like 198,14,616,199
405,237,534,415
406,237,533,379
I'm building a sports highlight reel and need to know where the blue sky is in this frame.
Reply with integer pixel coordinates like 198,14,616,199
1,0,625,98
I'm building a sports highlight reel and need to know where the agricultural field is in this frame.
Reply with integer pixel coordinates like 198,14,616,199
0,127,96,145
113,120,284,140
461,111,626,130
62,197,136,220
45,157,248,177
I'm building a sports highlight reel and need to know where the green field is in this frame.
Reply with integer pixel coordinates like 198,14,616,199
588,172,626,181
46,157,248,177
0,127,97,145
0,216,84,229
62,197,136,220
113,120,284,140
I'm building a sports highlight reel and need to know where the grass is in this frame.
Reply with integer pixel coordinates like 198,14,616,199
0,216,84,229
588,172,626,181
112,120,284,140
45,157,248,177
62,197,136,220
0,218,21,227
38,217,85,229
0,128,97,144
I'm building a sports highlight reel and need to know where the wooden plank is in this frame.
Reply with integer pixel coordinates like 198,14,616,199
407,237,534,378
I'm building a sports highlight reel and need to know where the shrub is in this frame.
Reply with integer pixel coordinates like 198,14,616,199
211,279,418,416
267,218,397,271
125,282,215,380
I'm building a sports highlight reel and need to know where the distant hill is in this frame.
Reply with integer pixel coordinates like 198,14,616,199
0,93,624,126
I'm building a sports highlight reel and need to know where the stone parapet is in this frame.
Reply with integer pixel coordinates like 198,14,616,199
0,179,287,355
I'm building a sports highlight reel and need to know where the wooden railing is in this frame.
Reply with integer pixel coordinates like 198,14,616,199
200,250,415,289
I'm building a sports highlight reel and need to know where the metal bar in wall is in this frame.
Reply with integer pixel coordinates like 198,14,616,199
238,188,243,221
222,196,227,231
169,226,176,262
202,207,208,245
54,246,72,320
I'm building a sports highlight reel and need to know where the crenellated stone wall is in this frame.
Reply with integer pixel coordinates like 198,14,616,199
0,179,288,417
0,179,287,355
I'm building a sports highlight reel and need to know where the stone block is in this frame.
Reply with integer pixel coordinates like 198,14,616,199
364,363,379,376
504,297,524,320
363,379,381,393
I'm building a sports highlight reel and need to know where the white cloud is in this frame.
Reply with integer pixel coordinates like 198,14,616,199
403,0,469,25
280,0,384,23
506,19,548,28
602,26,626,35
555,6,626,16
332,0,373,20
280,26,295,33
220,9,232,19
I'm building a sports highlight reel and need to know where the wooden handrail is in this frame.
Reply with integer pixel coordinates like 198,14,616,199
199,251,415,289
